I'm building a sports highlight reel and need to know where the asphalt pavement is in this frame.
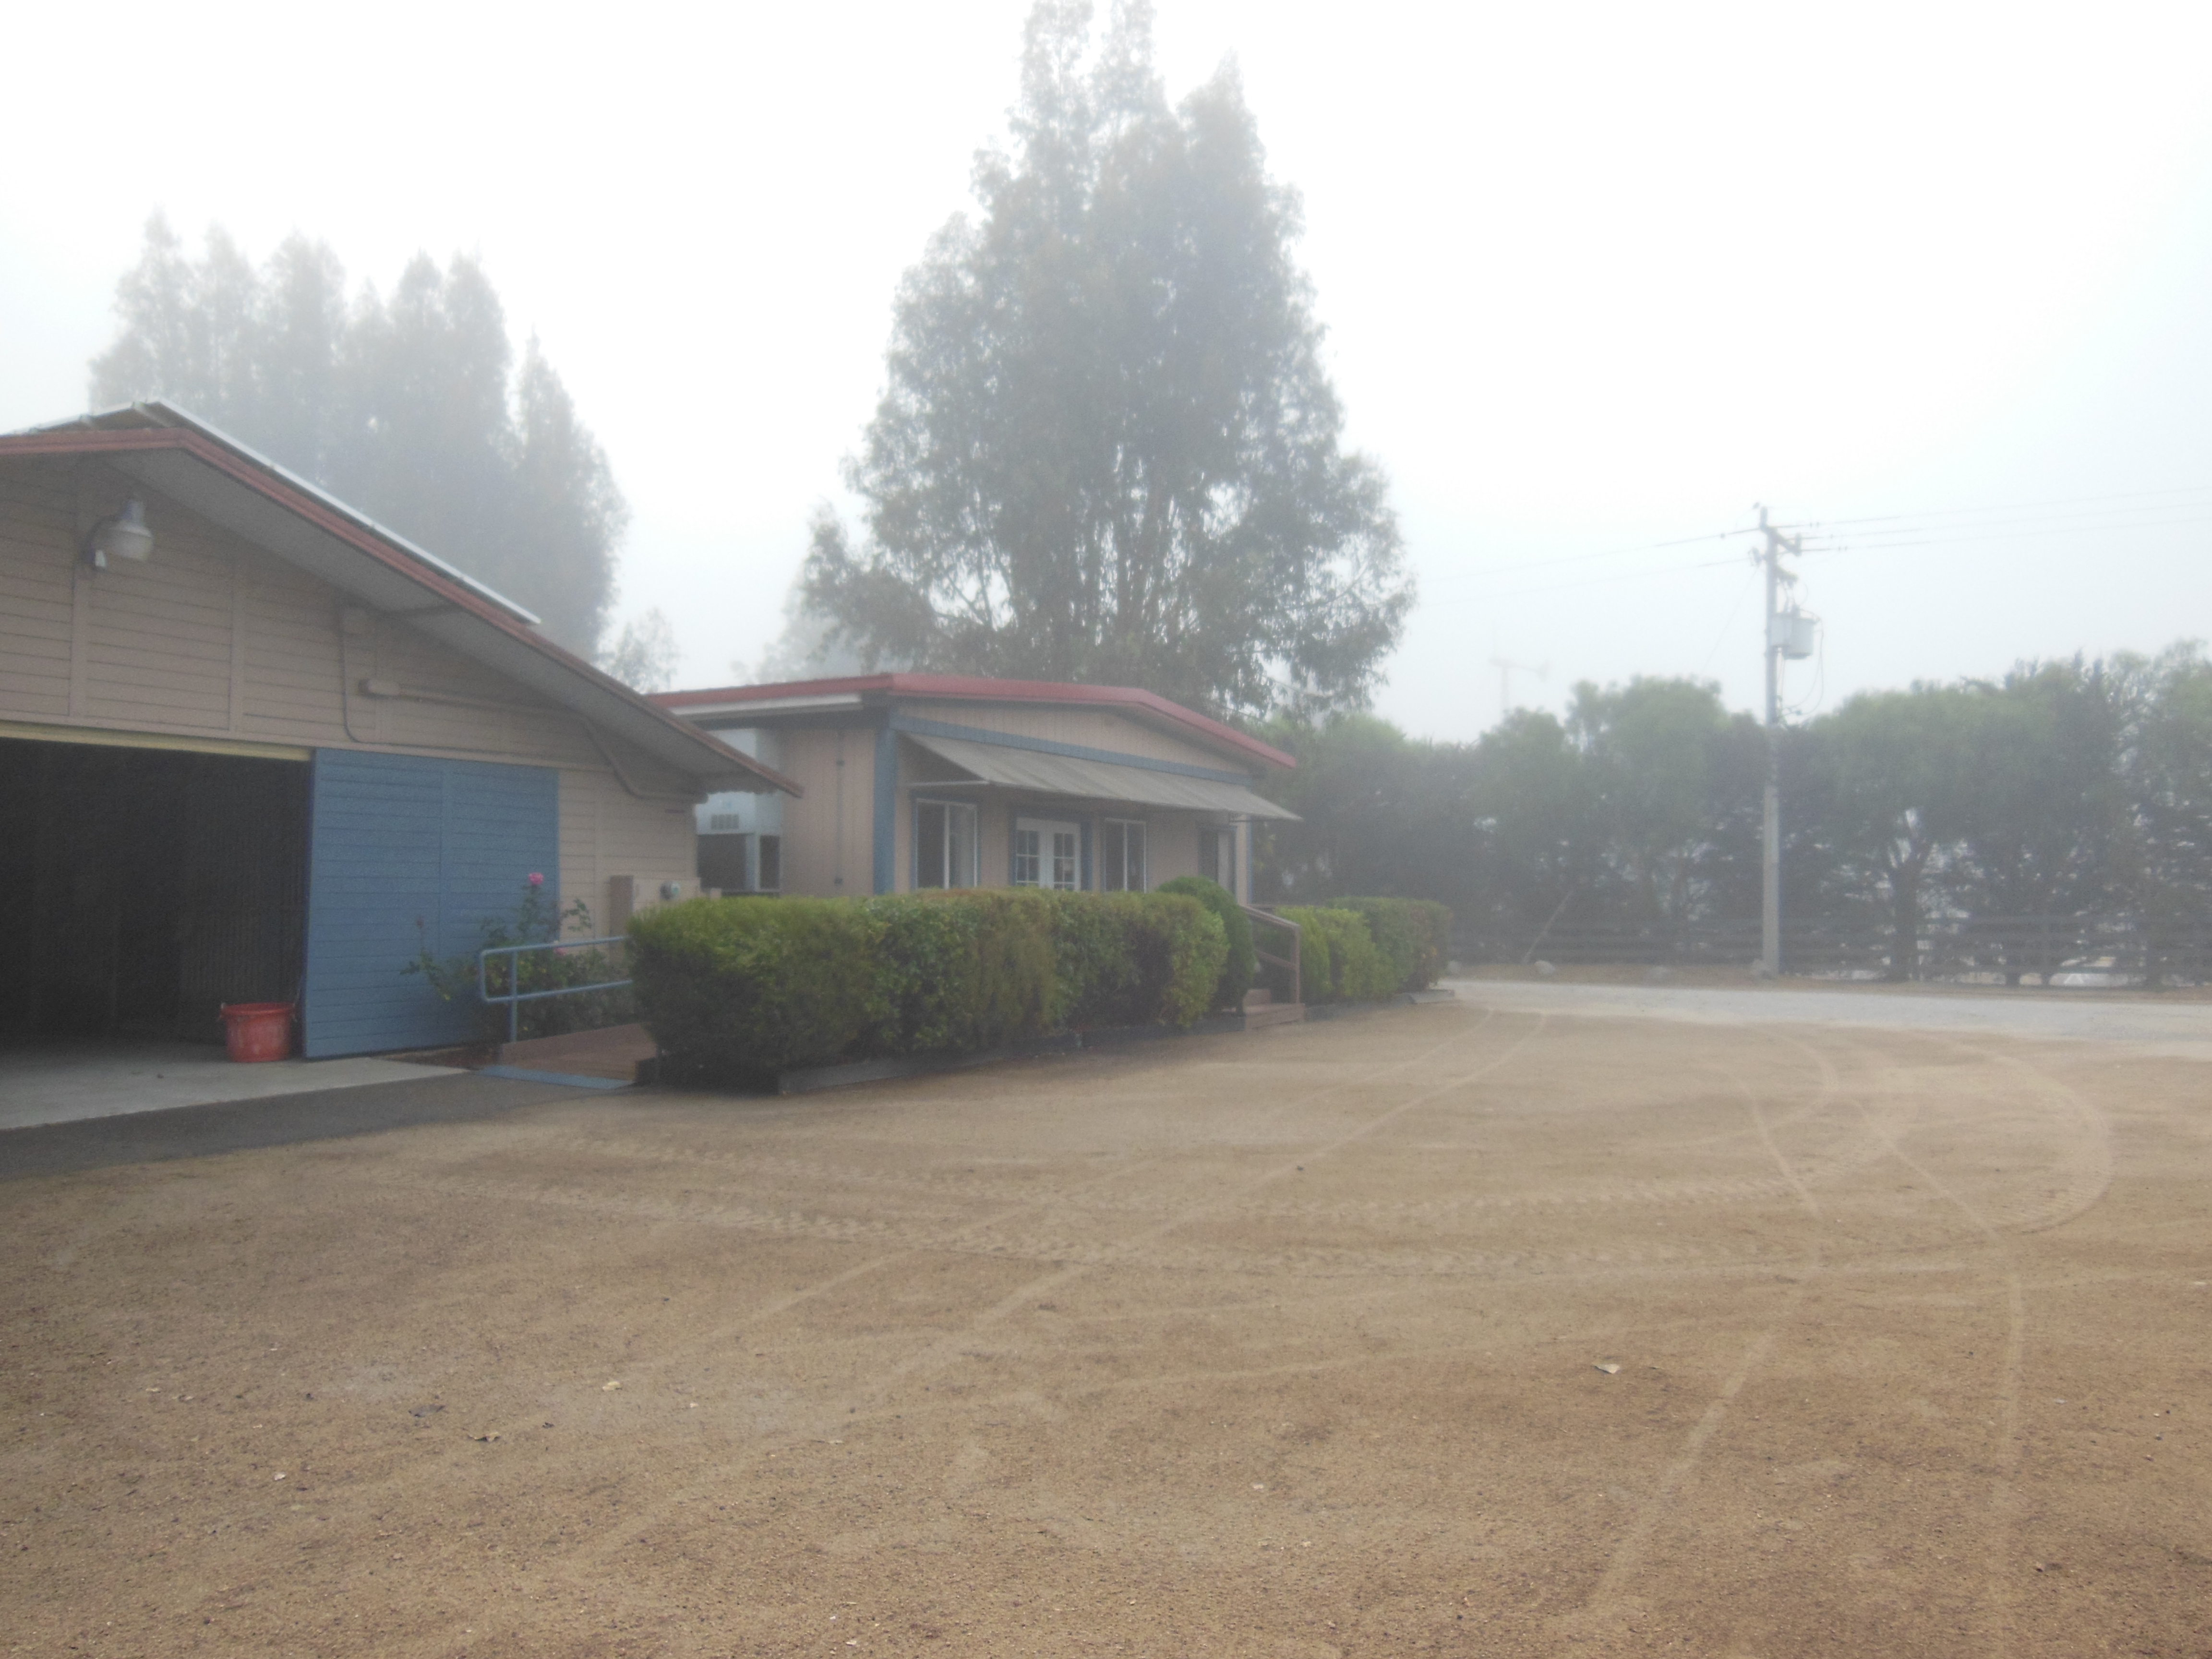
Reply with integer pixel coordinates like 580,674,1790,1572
1447,976,2212,1059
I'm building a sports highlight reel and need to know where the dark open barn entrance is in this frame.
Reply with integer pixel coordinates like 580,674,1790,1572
0,737,309,1044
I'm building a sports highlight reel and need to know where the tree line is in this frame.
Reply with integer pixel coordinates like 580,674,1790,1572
91,5,1408,712
89,216,626,656
1255,645,2212,973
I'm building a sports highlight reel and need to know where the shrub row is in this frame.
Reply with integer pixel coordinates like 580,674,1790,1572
1278,896,1454,1003
1337,896,1452,992
628,888,1227,1086
1155,875,1257,1011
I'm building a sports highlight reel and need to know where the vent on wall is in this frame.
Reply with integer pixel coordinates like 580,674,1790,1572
708,813,744,832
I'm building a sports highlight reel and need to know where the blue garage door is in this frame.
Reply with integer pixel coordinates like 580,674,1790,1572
301,750,560,1057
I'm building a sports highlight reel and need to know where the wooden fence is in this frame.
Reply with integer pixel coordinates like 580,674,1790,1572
1457,914,2212,985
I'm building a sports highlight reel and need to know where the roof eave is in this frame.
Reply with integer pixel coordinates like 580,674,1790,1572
655,672,1296,774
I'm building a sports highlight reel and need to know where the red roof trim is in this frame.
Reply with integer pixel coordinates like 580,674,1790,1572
655,672,1296,772
0,424,801,796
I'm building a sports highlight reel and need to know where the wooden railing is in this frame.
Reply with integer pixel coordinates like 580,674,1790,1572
1242,904,1301,1005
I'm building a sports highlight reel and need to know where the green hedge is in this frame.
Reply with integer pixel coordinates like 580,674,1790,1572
1279,905,1395,1003
1047,891,1226,1031
1154,876,1255,1010
1275,898,1455,1002
1405,901,1453,988
630,889,1226,1086
1336,897,1453,992
1277,905,1332,1000
627,897,882,1085
869,890,1057,1054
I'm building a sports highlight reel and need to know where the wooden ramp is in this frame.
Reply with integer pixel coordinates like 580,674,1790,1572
1241,988,1305,1029
493,1023,657,1083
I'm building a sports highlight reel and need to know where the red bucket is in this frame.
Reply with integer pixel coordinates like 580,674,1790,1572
219,1001,296,1063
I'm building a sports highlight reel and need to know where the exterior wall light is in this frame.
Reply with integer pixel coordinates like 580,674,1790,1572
83,498,154,570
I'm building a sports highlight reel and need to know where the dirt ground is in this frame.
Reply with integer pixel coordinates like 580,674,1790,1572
4,998,2208,1657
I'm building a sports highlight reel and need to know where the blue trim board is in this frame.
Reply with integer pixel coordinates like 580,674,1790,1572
887,713,1254,786
872,723,897,894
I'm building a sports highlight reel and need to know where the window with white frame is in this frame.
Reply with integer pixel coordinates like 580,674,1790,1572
1199,825,1237,896
1013,817,1081,890
914,799,979,889
1100,817,1146,891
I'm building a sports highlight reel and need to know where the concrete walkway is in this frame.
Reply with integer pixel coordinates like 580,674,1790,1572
0,1041,461,1131
0,1069,590,1181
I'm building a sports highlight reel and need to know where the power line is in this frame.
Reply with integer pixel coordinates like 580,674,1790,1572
1427,553,1743,608
1420,522,1759,591
1431,508,2208,604
1426,483,2211,603
1768,479,2212,535
1805,511,2212,548
1696,560,1763,675
1801,511,2212,555
1417,480,2211,615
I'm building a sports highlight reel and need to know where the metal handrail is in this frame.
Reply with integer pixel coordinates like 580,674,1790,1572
1240,904,1301,1007
478,936,633,1045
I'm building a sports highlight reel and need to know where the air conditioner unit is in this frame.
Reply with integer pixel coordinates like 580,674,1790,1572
697,832,752,893
697,832,782,895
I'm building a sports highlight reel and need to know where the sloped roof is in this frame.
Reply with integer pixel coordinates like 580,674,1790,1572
902,732,1299,818
0,402,797,796
658,673,1297,775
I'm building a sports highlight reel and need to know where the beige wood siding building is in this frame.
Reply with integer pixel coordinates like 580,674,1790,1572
0,404,795,1056
660,674,1296,905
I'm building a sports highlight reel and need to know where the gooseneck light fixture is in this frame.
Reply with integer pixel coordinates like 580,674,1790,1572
82,498,154,570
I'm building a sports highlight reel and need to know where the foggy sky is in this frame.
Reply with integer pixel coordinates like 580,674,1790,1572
5,0,2209,739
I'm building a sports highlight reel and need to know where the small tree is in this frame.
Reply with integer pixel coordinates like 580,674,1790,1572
1797,685,1979,979
1950,660,2131,918
602,609,682,693
1464,709,1612,944
2121,643,2212,977
1568,677,1758,940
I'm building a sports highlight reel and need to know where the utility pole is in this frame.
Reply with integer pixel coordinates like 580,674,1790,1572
1755,505,1810,978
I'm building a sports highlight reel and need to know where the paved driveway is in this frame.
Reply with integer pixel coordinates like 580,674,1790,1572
1447,975,2212,1058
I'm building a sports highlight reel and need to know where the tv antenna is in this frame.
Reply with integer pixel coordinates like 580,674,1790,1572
1491,655,1549,716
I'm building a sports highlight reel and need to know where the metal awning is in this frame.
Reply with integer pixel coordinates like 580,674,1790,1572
904,733,1300,820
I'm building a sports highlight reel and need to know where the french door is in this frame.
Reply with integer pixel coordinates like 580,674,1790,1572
1013,817,1082,890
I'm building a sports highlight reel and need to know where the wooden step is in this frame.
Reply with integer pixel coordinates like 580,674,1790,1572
1243,1001,1305,1029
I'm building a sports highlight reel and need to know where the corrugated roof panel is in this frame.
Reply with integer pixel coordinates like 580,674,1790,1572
905,733,1300,820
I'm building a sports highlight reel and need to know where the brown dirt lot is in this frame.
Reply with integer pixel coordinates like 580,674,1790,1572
4,1001,2209,1657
